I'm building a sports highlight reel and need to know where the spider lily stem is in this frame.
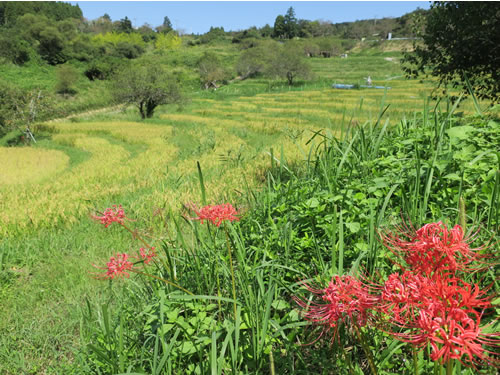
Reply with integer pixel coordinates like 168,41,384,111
446,359,453,375
120,222,153,250
353,321,378,375
224,225,238,320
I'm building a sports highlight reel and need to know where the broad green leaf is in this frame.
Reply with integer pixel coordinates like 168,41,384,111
446,125,475,140
345,222,361,233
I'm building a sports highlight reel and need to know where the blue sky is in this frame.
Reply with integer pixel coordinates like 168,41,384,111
70,1,430,35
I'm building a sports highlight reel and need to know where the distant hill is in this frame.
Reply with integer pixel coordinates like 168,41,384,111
228,8,428,42
333,8,428,39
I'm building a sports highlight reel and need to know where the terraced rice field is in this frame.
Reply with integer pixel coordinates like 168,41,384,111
0,55,478,238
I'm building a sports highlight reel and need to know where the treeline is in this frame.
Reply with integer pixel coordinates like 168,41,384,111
208,7,427,44
0,1,82,26
0,2,426,68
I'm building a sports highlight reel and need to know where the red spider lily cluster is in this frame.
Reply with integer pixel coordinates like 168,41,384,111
94,253,134,279
295,275,377,339
380,221,486,275
139,247,156,265
92,205,127,228
93,246,157,279
92,205,157,279
298,221,499,368
190,203,240,227
92,202,241,280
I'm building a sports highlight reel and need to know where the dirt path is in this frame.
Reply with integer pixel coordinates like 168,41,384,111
47,104,123,123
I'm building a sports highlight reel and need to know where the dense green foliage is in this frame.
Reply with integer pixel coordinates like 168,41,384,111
403,2,500,103
55,64,79,95
273,7,299,39
0,79,25,136
266,43,312,85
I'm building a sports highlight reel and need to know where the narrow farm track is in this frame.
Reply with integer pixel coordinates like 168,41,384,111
46,104,123,123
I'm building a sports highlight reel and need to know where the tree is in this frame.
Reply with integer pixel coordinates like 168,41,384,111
236,42,275,79
37,26,67,65
156,16,173,34
90,15,113,34
273,15,286,38
259,24,273,38
283,7,298,39
117,16,133,34
155,31,181,51
302,41,320,57
162,16,172,32
0,80,25,136
199,26,226,44
0,30,31,65
266,44,312,85
112,64,183,119
137,23,156,42
402,2,500,103
198,52,227,89
0,81,49,140
273,7,299,39
84,56,125,81
299,20,328,38
16,14,68,65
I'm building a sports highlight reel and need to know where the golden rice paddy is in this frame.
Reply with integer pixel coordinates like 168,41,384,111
0,147,69,186
1,68,478,237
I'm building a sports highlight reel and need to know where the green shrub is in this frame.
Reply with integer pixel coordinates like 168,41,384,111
84,57,126,81
0,32,31,65
0,80,26,136
55,64,78,95
113,41,144,59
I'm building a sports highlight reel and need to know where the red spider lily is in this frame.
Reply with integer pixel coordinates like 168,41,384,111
379,221,484,276
391,308,500,368
377,271,426,324
92,205,127,228
295,275,378,339
377,271,499,367
378,272,493,324
94,253,134,279
426,276,493,319
139,247,156,265
190,203,240,227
